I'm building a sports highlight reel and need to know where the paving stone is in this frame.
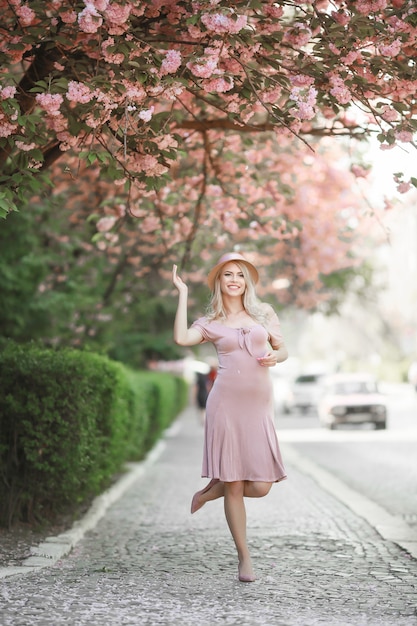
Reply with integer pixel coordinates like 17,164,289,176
0,407,416,626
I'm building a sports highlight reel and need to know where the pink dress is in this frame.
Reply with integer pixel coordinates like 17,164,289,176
191,315,287,483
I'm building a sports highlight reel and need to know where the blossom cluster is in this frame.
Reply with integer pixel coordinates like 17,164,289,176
0,0,416,222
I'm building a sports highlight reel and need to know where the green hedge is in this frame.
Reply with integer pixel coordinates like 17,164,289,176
0,342,188,527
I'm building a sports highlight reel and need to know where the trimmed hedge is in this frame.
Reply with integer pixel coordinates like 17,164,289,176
0,342,187,527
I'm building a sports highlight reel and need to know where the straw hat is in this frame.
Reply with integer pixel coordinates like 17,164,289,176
207,252,259,291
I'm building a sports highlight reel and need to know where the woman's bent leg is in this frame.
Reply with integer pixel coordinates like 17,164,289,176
223,481,255,582
244,481,273,498
191,479,224,514
192,479,272,513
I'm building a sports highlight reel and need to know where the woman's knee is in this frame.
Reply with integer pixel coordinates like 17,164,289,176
246,481,272,498
224,480,245,498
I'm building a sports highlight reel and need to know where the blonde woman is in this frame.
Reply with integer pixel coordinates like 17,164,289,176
172,252,288,583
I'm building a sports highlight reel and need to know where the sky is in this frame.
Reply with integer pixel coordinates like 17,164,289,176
365,139,416,206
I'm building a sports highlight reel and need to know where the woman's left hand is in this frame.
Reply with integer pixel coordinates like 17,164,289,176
257,351,278,367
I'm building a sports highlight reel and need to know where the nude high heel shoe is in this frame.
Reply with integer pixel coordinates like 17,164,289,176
190,478,219,514
238,562,256,583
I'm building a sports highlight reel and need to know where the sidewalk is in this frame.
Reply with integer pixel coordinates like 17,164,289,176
0,406,416,626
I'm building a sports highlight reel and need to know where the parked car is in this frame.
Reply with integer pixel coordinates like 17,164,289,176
286,372,326,413
272,375,294,415
317,373,387,430
408,361,417,392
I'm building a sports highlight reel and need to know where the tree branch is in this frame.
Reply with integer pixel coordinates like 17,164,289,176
175,118,368,138
0,44,63,169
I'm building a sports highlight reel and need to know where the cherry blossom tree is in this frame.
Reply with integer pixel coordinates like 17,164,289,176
0,0,416,318
1,0,416,217
39,131,376,315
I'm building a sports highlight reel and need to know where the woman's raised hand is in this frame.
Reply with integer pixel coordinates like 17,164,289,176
172,264,188,293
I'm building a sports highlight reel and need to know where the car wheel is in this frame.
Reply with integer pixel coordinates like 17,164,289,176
375,422,386,430
329,423,336,430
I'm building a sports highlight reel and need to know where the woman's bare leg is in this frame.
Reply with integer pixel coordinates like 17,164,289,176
192,479,273,512
244,481,273,498
223,481,255,581
192,479,274,580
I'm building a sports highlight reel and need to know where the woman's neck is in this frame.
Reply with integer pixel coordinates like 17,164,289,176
223,299,245,317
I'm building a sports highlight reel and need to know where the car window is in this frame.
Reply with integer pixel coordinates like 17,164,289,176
332,381,378,394
295,375,321,384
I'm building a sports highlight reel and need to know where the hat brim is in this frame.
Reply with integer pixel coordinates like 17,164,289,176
207,256,259,291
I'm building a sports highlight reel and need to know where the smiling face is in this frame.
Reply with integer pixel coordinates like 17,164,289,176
219,262,246,297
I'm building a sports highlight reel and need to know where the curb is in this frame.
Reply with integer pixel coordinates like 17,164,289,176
0,421,182,580
281,442,417,560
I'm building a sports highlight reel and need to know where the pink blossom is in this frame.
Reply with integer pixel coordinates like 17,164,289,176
141,215,160,233
160,49,182,76
123,82,146,103
187,24,203,39
331,10,351,26
186,55,218,79
329,76,352,105
155,134,178,150
397,181,411,193
0,114,18,137
380,106,398,122
356,0,388,14
44,114,67,133
342,50,360,65
78,5,103,33
261,86,282,104
16,5,36,26
283,23,312,48
67,81,94,104
203,76,234,93
15,141,37,151
104,3,131,25
60,11,77,24
328,43,341,56
264,6,284,18
96,216,117,232
351,164,369,178
201,12,247,34
290,75,314,88
85,114,101,128
179,216,193,237
91,0,109,11
138,107,154,122
395,129,413,143
0,86,17,99
102,38,125,64
294,102,315,120
35,93,64,115
379,38,402,57
162,82,185,100
290,86,317,120
129,154,166,176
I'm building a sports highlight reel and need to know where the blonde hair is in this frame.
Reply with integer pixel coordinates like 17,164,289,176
205,261,269,325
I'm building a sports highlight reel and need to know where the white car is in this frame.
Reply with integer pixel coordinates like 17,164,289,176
286,373,326,413
318,373,387,430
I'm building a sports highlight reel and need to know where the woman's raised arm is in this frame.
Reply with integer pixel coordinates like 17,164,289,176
172,264,204,346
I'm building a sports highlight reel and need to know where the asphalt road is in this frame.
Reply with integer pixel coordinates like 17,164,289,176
275,383,417,524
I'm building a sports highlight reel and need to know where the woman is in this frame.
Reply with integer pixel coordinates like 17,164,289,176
172,252,288,583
